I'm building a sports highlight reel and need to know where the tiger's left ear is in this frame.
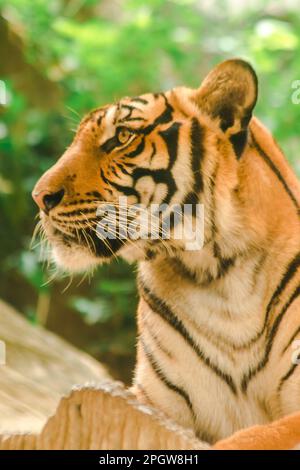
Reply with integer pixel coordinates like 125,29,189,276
195,59,258,135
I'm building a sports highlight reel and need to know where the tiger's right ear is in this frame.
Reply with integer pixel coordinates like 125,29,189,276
194,59,258,136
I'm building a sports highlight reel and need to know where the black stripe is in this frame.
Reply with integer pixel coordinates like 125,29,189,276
100,169,141,202
130,97,148,105
217,255,236,278
142,94,174,135
64,198,96,207
230,129,248,159
251,131,300,214
134,383,155,406
140,337,196,420
263,253,300,329
154,94,174,125
181,118,204,220
57,207,96,217
213,243,236,279
121,104,137,112
116,163,131,176
54,216,100,226
278,363,299,392
119,104,138,123
100,168,111,185
207,162,218,240
242,284,300,392
139,280,237,394
158,122,181,170
123,162,135,168
100,135,120,153
97,114,104,126
240,252,300,351
142,312,173,359
183,191,199,217
170,258,198,283
149,143,156,163
123,117,146,122
85,191,102,198
111,165,118,178
190,118,204,193
125,137,145,158
96,108,108,126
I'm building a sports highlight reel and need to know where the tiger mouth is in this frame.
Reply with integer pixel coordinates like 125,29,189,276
41,213,125,261
39,198,204,269
41,198,164,260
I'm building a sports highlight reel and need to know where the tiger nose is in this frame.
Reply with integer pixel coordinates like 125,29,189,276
32,188,65,213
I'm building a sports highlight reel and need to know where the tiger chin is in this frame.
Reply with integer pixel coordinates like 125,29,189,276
32,59,300,446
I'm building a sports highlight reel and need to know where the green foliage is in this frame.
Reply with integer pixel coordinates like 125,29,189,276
0,0,299,378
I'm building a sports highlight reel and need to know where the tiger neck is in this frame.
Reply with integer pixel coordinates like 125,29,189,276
138,182,266,321
172,119,299,289
138,119,299,318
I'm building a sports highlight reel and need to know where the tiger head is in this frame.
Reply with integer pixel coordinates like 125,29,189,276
32,59,258,273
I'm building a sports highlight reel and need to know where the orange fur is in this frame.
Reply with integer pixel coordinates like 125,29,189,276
214,411,300,450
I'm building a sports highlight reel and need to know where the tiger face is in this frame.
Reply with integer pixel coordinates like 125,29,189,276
32,59,257,272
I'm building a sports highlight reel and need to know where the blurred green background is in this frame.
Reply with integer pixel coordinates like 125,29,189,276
0,0,299,383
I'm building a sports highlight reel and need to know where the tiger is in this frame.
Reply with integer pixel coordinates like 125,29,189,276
32,59,300,447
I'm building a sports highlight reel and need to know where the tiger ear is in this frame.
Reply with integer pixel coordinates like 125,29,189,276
195,59,258,134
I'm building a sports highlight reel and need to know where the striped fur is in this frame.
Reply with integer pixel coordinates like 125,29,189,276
33,60,300,444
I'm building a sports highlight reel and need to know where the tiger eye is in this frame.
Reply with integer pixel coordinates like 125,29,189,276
117,127,132,145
